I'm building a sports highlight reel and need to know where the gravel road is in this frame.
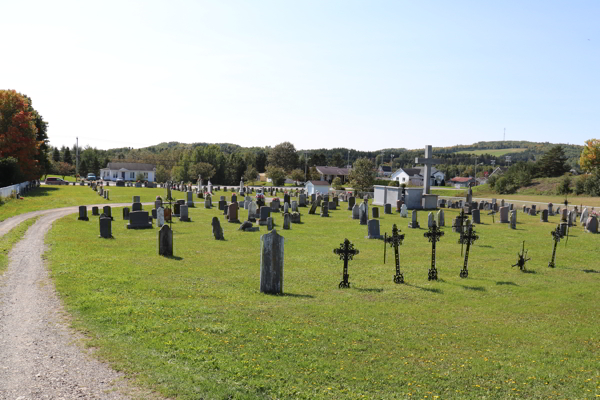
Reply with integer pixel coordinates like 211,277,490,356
0,205,158,400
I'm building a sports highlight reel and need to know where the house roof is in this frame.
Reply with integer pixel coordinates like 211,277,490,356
315,166,350,176
397,168,423,178
450,177,475,183
104,162,155,171
307,180,331,186
380,165,392,172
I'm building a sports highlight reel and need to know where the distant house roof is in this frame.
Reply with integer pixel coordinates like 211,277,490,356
307,180,330,186
315,166,350,176
401,168,423,178
380,165,392,172
104,162,155,171
450,177,475,183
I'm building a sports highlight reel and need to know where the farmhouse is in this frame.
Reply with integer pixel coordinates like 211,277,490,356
315,166,350,183
100,162,156,182
450,176,475,188
391,167,444,186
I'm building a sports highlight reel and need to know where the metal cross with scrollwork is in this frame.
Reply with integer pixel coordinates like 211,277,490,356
424,221,444,281
458,224,479,278
453,208,468,233
548,225,562,268
512,241,531,271
385,224,405,283
333,239,359,288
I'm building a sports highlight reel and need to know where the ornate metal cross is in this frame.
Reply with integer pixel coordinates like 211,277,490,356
512,241,531,271
424,221,444,280
458,224,479,278
333,239,359,288
548,225,562,268
454,208,468,233
384,224,405,283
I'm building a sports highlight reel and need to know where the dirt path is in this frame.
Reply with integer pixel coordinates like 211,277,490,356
0,205,157,399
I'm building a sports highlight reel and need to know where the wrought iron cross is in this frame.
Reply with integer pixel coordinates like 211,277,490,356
548,225,562,268
384,224,405,283
512,241,531,271
487,209,497,224
458,224,479,278
333,239,359,288
454,208,468,233
424,221,444,281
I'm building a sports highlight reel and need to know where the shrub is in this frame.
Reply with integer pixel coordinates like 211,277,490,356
387,180,399,187
575,175,587,195
332,177,344,190
584,171,600,196
488,175,497,189
556,175,572,195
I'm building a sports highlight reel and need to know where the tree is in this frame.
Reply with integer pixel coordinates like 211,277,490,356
243,166,258,185
309,152,327,167
0,90,42,180
56,161,74,179
155,165,170,182
556,175,572,195
0,157,23,187
536,145,569,177
267,142,298,171
331,153,345,168
331,177,344,189
52,147,60,162
266,166,286,186
63,147,73,165
189,162,216,181
290,169,305,185
579,139,600,173
348,158,375,192
79,159,89,176
308,166,321,181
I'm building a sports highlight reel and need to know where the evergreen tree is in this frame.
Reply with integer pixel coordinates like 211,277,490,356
52,147,60,162
536,145,569,177
63,147,73,164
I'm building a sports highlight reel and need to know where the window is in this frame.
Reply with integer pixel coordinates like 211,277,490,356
130,172,135,179
113,172,117,178
144,172,148,179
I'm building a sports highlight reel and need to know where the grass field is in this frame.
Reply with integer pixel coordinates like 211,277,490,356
44,197,599,399
455,148,528,156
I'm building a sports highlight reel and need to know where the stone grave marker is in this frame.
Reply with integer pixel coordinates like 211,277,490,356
179,205,190,222
400,204,408,218
231,193,237,204
351,204,359,219
472,209,480,224
510,210,517,229
123,207,130,220
187,191,194,207
157,207,165,227
321,203,329,217
78,206,89,221
529,205,536,216
212,217,224,240
580,208,589,225
499,206,509,223
541,209,548,222
408,210,420,228
396,200,403,213
437,209,445,227
299,194,307,207
359,202,368,225
133,195,140,203
132,202,143,212
228,203,239,223
259,206,271,225
92,206,99,216
271,198,280,212
548,203,554,216
267,217,274,231
384,203,392,214
283,193,290,205
283,213,291,230
158,225,173,256
204,195,212,209
248,202,258,222
260,229,284,294
366,219,383,239
283,202,289,214
218,199,227,211
585,216,598,233
99,216,112,238
328,201,336,211
372,207,379,219
103,206,113,220
127,211,153,229
309,202,318,215
291,201,298,212
427,212,434,228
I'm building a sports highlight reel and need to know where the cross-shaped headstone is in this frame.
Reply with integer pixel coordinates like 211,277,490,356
415,145,441,196
424,221,444,280
548,225,562,268
384,224,405,283
458,224,479,278
333,239,360,288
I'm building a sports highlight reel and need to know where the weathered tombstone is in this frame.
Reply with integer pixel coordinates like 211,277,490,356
437,210,445,227
103,206,113,220
218,200,227,211
499,206,509,223
366,219,383,239
510,210,517,229
585,216,598,233
541,209,548,222
548,203,554,216
299,194,307,207
123,207,130,220
372,207,379,219
427,212,434,228
267,217,273,231
132,202,143,212
99,216,112,238
580,208,589,226
248,202,258,222
472,209,480,224
157,207,165,227
283,193,290,205
187,191,194,207
78,206,89,221
212,217,224,240
92,206,99,216
321,203,329,217
283,202,290,214
283,213,291,230
179,205,190,222
567,211,574,227
408,210,420,228
155,199,162,210
127,211,153,229
204,195,212,209
291,200,298,212
228,203,239,223
259,206,271,225
351,204,359,219
400,204,408,218
359,202,368,225
158,225,173,256
561,208,568,222
384,203,392,214
260,229,284,294
271,198,280,212
309,202,318,215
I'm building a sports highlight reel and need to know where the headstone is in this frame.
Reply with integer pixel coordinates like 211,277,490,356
499,206,509,223
132,202,142,212
127,211,153,229
541,209,548,222
155,200,162,210
260,230,284,294
187,191,194,207
580,208,589,226
123,207,130,220
283,193,290,205
158,225,173,256
585,216,598,233
290,212,301,223
231,193,237,204
299,194,307,207
103,206,113,220
92,206,99,216
548,203,554,216
283,202,290,214
359,202,368,225
567,211,574,227
103,190,107,199
78,206,89,221
321,203,329,217
212,217,224,240
472,209,480,224
179,205,190,222
561,208,568,222
366,219,383,239
259,206,271,225
99,216,112,238
529,205,536,216
267,217,273,231
372,207,379,219
328,201,336,211
205,195,212,209
510,210,517,229
133,195,140,203
248,202,258,221
400,204,408,218
271,198,280,212
396,200,403,213
173,202,181,216
283,213,291,229
351,204,359,219
218,200,227,211
157,207,165,227
437,210,445,227
228,203,239,223
427,212,434,228
466,187,473,204
408,210,420,228
291,201,298,212
384,203,392,214
309,202,318,215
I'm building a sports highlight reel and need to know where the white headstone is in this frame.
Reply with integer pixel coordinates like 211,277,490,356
157,207,165,227
400,204,408,218
428,212,434,228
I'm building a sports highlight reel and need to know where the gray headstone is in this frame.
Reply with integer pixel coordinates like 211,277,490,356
270,199,280,212
427,212,434,228
248,202,258,221
157,207,165,227
133,195,140,203
580,208,589,225
348,196,356,211
499,206,509,223
384,203,392,214
204,195,212,209
283,213,291,230
372,207,379,219
585,216,598,233
187,191,194,207
99,217,112,238
321,203,329,217
548,203,554,216
510,210,517,229
212,217,224,240
267,217,273,231
408,210,419,228
283,202,289,214
366,219,383,239
561,208,568,221
127,211,153,229
298,194,307,207
132,202,142,212
123,207,130,220
260,229,284,294
359,202,368,225
529,205,536,216
78,206,89,221
437,209,445,227
541,209,548,222
400,204,408,218
158,225,173,256
352,204,359,219
260,206,271,224
472,209,480,224
179,205,190,222
291,201,298,212
309,202,318,215
218,200,227,211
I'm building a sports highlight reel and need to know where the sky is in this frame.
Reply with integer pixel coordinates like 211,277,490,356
2,1,599,152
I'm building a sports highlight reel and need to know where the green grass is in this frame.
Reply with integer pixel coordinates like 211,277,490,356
455,148,528,156
45,174,78,182
0,217,39,274
473,184,600,207
45,200,599,399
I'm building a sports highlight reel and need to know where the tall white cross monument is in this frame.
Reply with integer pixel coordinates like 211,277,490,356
415,145,441,209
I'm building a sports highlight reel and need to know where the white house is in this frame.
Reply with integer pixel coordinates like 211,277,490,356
100,162,156,182
391,167,444,186
305,180,330,196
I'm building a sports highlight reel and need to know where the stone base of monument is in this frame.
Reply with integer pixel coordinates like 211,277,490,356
421,194,438,210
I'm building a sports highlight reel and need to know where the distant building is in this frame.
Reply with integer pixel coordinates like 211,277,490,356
100,162,156,182
305,180,331,196
315,166,350,183
450,177,476,188
391,167,444,186
378,165,393,177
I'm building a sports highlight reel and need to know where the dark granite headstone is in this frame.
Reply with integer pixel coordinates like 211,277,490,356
158,225,173,256
99,217,112,238
123,207,130,220
78,206,89,221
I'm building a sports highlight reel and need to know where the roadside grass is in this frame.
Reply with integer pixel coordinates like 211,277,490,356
46,200,599,399
472,185,600,207
455,148,528,156
0,217,39,274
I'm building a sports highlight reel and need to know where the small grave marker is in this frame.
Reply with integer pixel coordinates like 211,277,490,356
424,221,444,280
333,239,359,288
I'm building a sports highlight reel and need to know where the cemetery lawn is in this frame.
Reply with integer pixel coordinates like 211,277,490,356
0,217,38,274
472,185,600,208
45,196,599,399
0,185,167,222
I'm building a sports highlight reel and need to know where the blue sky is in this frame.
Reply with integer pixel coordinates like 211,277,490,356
2,1,598,151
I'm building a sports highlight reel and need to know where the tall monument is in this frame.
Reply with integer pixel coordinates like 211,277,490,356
415,145,440,209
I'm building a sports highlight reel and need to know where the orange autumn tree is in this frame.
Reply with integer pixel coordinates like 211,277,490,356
0,90,42,181
579,139,600,173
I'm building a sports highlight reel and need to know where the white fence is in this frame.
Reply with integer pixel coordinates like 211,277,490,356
0,181,33,198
